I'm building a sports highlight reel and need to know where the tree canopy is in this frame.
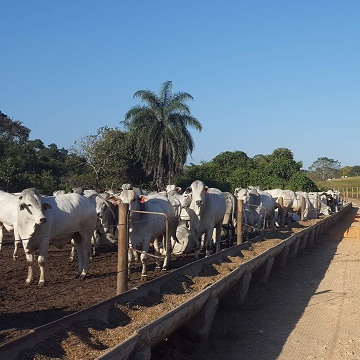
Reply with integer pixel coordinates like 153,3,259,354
176,147,317,192
2,107,356,195
123,81,202,190
308,157,341,181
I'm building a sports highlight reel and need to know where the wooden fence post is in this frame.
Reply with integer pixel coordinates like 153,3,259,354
236,199,243,245
278,197,284,227
117,202,129,295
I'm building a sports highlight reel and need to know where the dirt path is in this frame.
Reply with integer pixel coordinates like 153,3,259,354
185,199,360,360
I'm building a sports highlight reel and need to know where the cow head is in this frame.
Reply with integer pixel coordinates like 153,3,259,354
184,180,208,216
234,188,248,201
17,188,51,239
95,192,118,236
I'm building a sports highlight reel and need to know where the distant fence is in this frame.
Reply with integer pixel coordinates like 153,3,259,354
338,187,360,200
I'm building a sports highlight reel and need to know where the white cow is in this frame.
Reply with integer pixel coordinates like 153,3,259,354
18,190,98,286
317,192,332,215
94,192,119,242
325,189,343,212
180,180,226,259
295,191,313,219
69,190,118,261
234,187,277,233
0,190,22,259
267,189,311,224
222,192,237,245
53,189,66,196
119,189,177,280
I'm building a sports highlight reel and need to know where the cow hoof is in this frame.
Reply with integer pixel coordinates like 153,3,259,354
25,281,31,287
79,273,89,280
141,275,148,282
38,282,45,287
69,257,74,263
155,266,161,273
13,256,18,261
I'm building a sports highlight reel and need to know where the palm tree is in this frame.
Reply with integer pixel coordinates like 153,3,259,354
123,81,202,190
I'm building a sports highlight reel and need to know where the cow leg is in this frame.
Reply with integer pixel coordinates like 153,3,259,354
133,249,139,262
25,252,34,286
161,234,170,271
200,234,205,252
189,226,200,259
90,230,99,260
153,235,163,271
140,251,148,281
37,254,46,287
73,232,91,279
22,239,36,286
36,240,51,286
69,239,76,262
13,240,21,260
127,247,134,279
75,249,86,278
0,227,3,255
80,245,91,279
213,224,222,253
269,210,275,231
204,230,212,257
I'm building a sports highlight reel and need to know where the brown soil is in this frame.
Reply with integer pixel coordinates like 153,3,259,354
0,242,195,345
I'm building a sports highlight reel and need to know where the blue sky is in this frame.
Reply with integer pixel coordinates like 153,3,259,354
1,1,360,170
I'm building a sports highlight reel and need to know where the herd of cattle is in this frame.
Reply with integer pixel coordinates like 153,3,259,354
0,182,343,286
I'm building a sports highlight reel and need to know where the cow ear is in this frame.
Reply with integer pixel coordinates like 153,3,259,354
42,203,52,210
19,202,26,210
185,187,192,193
139,195,147,203
109,196,121,204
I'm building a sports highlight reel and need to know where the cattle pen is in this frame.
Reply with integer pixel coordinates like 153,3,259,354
0,200,351,359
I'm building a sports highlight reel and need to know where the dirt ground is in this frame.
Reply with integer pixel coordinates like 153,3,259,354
180,199,360,360
0,240,195,345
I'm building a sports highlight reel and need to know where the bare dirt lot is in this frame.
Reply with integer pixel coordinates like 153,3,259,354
181,199,360,360
0,241,196,345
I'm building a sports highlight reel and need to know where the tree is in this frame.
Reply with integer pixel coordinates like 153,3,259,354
212,151,251,170
0,112,31,191
341,166,352,178
71,128,120,190
0,111,30,144
309,157,341,181
271,147,295,160
286,171,318,192
349,166,360,177
123,80,202,190
71,127,150,191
